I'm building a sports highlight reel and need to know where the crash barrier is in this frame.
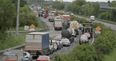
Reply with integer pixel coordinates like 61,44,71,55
0,44,25,54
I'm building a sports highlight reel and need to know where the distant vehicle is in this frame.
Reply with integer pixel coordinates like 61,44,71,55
53,35,63,49
62,21,70,29
36,55,51,61
48,13,54,22
24,32,51,57
4,55,18,61
61,15,71,21
44,9,48,18
49,40,58,51
80,32,90,44
21,52,32,61
51,11,57,16
53,16,63,30
3,50,23,61
38,10,44,17
61,38,71,46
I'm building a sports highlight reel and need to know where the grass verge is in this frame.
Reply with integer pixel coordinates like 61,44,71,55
0,34,25,50
102,48,116,61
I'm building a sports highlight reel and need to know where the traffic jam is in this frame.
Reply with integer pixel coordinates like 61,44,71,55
1,6,102,61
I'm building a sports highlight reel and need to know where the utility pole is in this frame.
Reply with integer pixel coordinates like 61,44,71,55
16,0,20,35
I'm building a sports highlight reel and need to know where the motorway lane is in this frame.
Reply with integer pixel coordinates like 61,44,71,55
40,17,61,39
95,20,116,31
77,15,116,31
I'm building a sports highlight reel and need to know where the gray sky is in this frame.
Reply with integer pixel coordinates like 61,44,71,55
63,0,116,2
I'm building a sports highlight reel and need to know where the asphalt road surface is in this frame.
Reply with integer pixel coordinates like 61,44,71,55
77,15,116,31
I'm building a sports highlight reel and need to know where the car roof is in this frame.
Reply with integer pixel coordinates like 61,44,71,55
37,55,50,60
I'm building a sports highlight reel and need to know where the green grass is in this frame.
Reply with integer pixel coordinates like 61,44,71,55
102,48,116,61
0,34,25,50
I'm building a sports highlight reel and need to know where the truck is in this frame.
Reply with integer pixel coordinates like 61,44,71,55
53,16,63,30
61,15,71,21
24,32,51,57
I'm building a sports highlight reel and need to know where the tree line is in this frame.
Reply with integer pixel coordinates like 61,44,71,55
0,0,38,37
51,0,116,22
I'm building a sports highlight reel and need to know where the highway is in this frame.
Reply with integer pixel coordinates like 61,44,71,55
77,15,116,31
0,16,80,61
0,7,116,61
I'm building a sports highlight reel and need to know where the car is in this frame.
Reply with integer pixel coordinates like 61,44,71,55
49,40,58,52
53,35,63,49
48,13,54,22
21,52,32,61
61,38,71,46
37,55,51,61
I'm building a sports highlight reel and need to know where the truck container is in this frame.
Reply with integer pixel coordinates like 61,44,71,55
24,32,50,56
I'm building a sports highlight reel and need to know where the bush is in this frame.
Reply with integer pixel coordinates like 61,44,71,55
19,5,38,27
71,44,99,61
98,12,111,20
94,27,116,54
54,44,99,61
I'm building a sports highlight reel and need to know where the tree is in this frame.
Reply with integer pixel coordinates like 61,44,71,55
73,0,86,6
11,0,26,7
52,1,64,10
0,0,16,32
19,5,38,27
66,0,86,14
98,11,111,20
0,0,16,39
111,1,116,7
80,3,100,16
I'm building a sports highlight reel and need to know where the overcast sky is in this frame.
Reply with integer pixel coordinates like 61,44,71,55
63,0,116,2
